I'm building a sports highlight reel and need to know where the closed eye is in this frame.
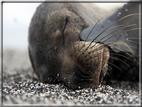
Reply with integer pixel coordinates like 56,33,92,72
61,17,68,32
61,17,68,45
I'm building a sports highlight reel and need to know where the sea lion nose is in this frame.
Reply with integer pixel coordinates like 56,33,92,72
72,67,93,84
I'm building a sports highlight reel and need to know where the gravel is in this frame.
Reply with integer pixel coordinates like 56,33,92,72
1,48,141,106
2,80,140,105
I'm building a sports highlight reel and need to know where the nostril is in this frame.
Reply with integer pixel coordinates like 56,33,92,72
72,66,92,84
74,67,90,79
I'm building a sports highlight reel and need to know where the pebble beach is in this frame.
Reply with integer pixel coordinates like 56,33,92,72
1,49,141,106
1,2,141,106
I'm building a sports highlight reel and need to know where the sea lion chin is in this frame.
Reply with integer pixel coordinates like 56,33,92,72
28,3,110,90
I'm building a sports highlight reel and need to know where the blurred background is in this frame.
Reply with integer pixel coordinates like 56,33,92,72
3,3,41,49
3,2,126,49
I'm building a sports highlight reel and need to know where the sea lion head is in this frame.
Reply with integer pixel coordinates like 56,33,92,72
28,3,110,90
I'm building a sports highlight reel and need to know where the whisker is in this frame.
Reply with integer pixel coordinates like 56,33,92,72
108,65,112,71
106,72,111,78
108,40,139,60
112,41,134,57
103,33,140,56
84,16,105,42
99,24,137,44
107,45,134,57
116,13,140,22
126,45,138,49
77,43,103,60
111,53,131,60
127,38,141,40
83,38,138,61
79,16,105,51
90,50,109,59
78,14,140,60
105,38,139,45
108,24,124,29
125,40,140,44
84,14,140,51
108,62,122,71
124,28,141,32
107,68,111,72
110,56,130,68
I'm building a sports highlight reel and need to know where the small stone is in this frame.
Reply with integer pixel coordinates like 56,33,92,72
57,73,59,77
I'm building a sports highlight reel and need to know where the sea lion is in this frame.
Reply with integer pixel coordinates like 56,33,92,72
28,2,140,89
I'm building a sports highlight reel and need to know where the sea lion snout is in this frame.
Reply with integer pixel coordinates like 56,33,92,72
60,41,110,89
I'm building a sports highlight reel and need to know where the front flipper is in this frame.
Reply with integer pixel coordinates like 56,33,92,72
80,3,139,58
